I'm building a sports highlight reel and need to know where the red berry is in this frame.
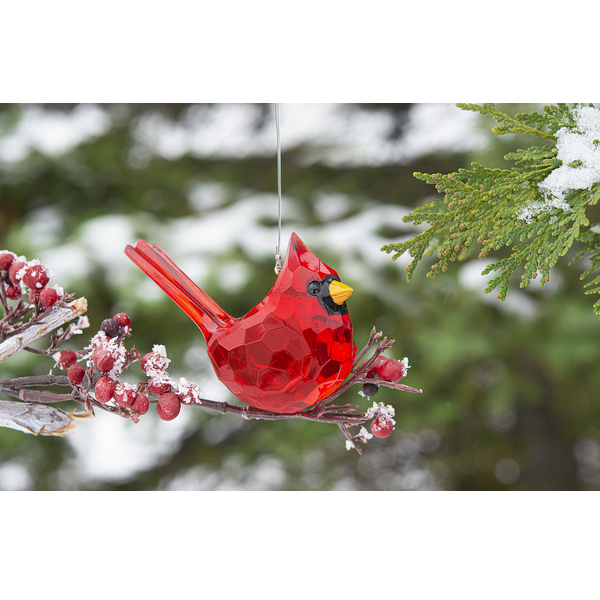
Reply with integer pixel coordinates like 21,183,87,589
22,265,49,291
92,347,116,373
5,285,22,300
113,312,131,328
67,363,86,385
366,356,387,379
114,382,136,407
140,354,151,374
157,392,181,421
148,380,172,397
8,261,26,284
57,349,77,370
39,287,59,307
371,416,394,438
377,359,405,383
95,376,116,403
0,253,14,271
131,392,149,415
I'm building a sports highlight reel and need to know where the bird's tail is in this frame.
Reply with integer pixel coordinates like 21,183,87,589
124,240,233,339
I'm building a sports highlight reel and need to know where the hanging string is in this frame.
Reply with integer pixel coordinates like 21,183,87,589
274,103,283,275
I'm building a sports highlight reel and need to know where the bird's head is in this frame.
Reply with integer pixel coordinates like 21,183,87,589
282,233,353,316
307,274,353,315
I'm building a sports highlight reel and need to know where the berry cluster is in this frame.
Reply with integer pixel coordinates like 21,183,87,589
1,250,83,355
0,251,63,308
63,314,202,423
361,356,410,397
52,311,137,416
140,345,202,421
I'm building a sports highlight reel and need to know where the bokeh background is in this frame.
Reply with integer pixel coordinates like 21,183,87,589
1,102,599,491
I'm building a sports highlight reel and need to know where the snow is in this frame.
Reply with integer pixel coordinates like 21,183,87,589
130,103,489,167
0,105,111,163
70,316,89,335
357,426,373,442
518,105,600,223
365,401,396,423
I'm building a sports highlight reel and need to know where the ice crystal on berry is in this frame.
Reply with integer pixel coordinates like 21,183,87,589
141,345,170,377
177,377,202,404
365,401,396,421
114,381,137,407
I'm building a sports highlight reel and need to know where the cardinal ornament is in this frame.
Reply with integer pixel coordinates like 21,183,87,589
125,233,356,414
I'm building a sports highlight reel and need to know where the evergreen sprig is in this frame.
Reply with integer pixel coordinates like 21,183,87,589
382,103,600,314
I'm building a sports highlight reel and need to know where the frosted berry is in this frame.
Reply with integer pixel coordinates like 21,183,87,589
0,253,14,271
113,313,131,328
157,392,181,421
141,351,168,375
23,265,49,291
95,376,116,403
100,318,120,338
131,392,149,415
177,381,201,405
362,382,379,397
57,349,77,370
366,356,387,379
39,287,59,307
377,359,406,383
371,416,394,438
5,285,22,300
67,363,86,385
8,261,26,284
148,380,172,397
114,382,136,407
92,348,116,373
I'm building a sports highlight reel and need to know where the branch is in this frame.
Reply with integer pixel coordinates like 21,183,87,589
0,399,92,436
0,297,88,364
0,319,422,453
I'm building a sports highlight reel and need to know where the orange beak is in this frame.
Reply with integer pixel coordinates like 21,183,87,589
329,280,353,305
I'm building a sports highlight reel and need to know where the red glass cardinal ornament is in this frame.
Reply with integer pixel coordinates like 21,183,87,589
125,233,356,414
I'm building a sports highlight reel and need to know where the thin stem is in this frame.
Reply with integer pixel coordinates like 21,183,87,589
274,102,283,275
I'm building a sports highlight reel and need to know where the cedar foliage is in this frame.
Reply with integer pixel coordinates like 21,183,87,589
382,103,600,314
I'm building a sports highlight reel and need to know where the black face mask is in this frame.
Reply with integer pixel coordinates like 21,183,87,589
307,275,349,316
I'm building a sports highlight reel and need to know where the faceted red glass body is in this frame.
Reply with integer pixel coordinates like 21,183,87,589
125,233,356,414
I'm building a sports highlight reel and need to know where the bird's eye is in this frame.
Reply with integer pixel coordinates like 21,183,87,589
307,281,321,296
